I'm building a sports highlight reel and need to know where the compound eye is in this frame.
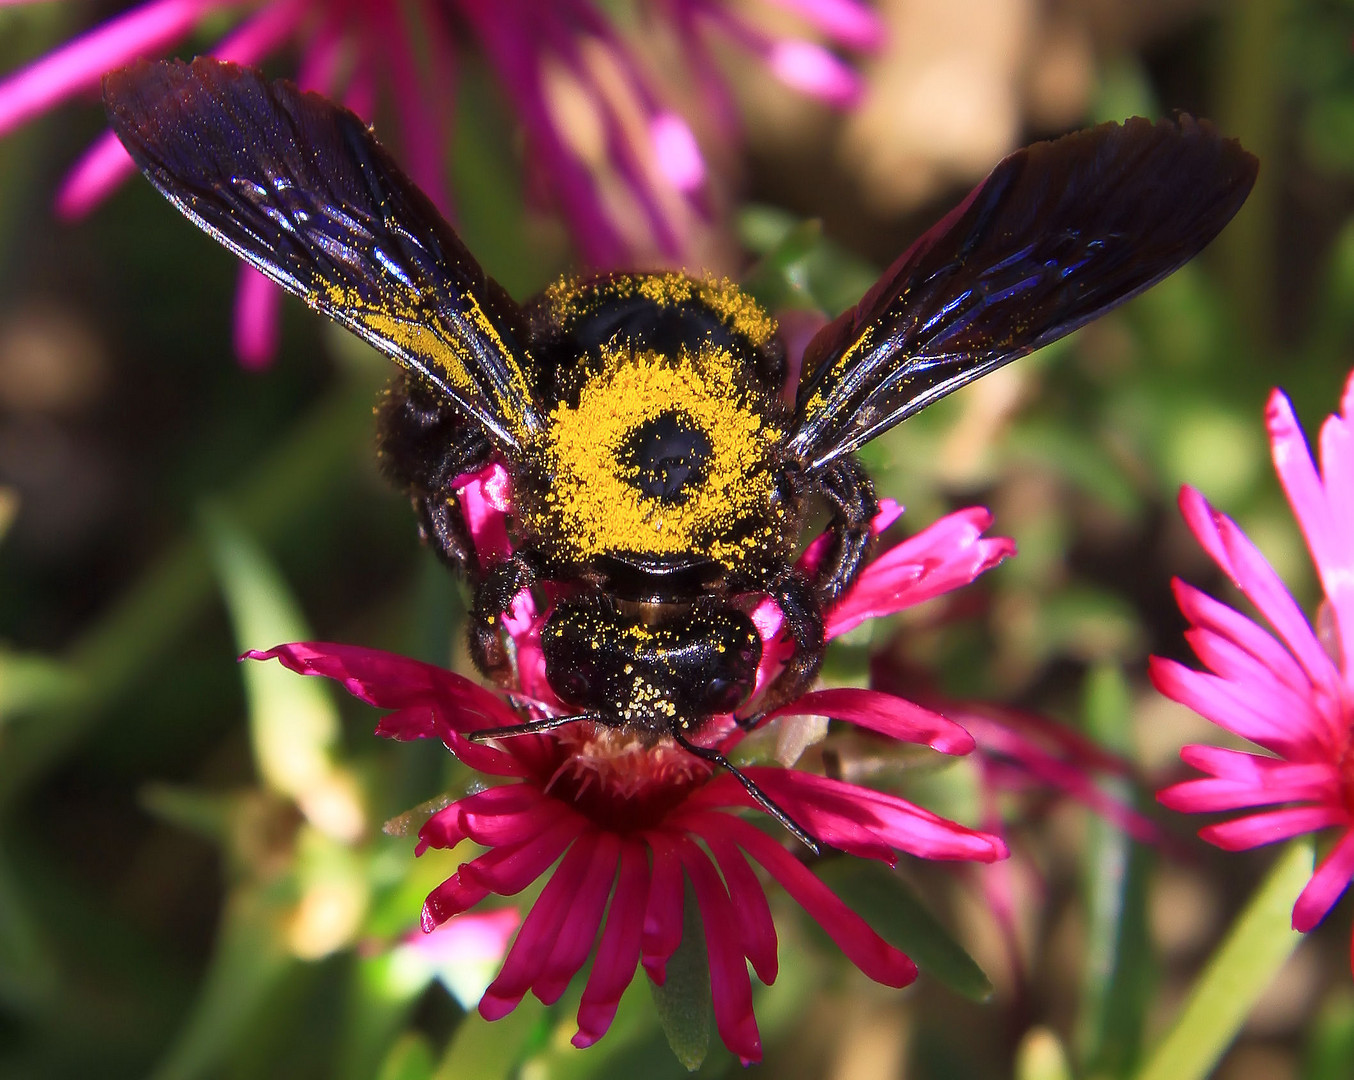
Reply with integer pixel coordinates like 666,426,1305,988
555,667,594,705
619,410,712,504
703,676,747,713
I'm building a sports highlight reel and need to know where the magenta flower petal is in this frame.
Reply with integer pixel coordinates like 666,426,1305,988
649,110,706,193
766,39,863,106
480,832,600,1018
1156,382,1354,965
574,840,650,1047
720,769,1007,862
826,507,1015,638
233,264,281,370
1178,487,1342,701
700,831,779,985
1173,580,1311,696
680,839,762,1064
1268,386,1354,671
458,816,586,898
1293,831,1354,932
641,832,685,984
422,873,493,931
1199,806,1345,851
532,832,622,1004
957,706,1160,845
54,131,135,219
1148,656,1321,761
766,686,975,755
723,815,917,988
0,0,218,137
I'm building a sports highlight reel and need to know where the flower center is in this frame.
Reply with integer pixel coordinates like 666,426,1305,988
537,724,714,832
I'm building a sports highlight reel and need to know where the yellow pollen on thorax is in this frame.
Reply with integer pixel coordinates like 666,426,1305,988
527,344,781,562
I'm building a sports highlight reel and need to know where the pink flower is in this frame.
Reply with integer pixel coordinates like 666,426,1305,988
1153,369,1354,970
248,468,1012,1062
0,0,879,367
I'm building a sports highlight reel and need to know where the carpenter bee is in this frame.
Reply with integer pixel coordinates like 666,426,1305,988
104,58,1256,852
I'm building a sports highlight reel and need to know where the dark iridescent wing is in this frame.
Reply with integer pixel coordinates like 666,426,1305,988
787,116,1258,472
104,58,542,448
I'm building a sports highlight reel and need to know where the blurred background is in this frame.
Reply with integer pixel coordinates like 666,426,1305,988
1,1,1352,1078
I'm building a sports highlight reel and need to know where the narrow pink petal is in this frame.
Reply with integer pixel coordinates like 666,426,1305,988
1184,626,1334,743
54,130,134,219
1315,410,1354,670
1267,387,1354,672
698,830,779,985
964,711,1159,844
722,815,917,987
480,832,597,1019
686,773,897,863
533,832,622,1004
376,13,453,212
798,500,903,580
417,784,552,852
1293,829,1354,931
680,839,762,1064
1179,487,1342,701
649,111,705,193
246,643,525,775
422,872,492,931
233,264,281,370
1159,770,1335,814
1173,580,1310,697
827,507,1014,637
741,769,1008,862
1200,805,1345,850
641,832,684,983
767,687,974,755
417,804,468,854
408,907,520,964
460,816,586,897
767,39,862,106
459,787,566,849
574,840,650,1048
1148,656,1323,760
212,0,308,65
1180,747,1337,784
0,0,219,135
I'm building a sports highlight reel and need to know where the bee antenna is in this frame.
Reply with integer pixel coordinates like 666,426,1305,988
674,734,822,856
467,712,599,743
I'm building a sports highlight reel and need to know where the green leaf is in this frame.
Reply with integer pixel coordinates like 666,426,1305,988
0,648,74,724
1134,838,1315,1080
1301,987,1354,1080
201,507,344,808
376,1034,436,1080
146,889,294,1080
814,859,992,1001
432,997,546,1080
140,782,235,844
0,840,57,1014
650,876,713,1070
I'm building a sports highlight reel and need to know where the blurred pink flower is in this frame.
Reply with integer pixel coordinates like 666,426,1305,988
0,0,880,367
249,466,1012,1062
1153,370,1354,969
